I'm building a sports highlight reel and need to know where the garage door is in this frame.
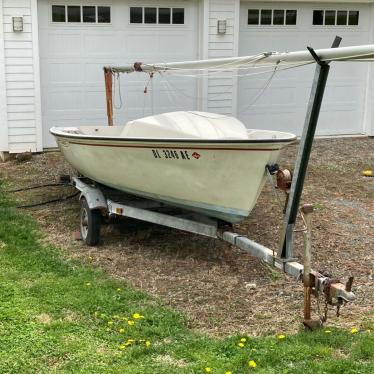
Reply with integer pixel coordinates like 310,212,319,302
38,0,198,147
238,2,371,135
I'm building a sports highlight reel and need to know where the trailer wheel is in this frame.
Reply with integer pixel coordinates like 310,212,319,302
80,197,101,246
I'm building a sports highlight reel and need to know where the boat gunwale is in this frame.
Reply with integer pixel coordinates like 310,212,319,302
50,128,297,145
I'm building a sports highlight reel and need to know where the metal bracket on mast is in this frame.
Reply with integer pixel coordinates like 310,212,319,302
278,36,342,261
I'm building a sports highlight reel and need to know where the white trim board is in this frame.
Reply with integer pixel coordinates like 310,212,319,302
0,0,9,152
31,0,43,151
363,4,374,136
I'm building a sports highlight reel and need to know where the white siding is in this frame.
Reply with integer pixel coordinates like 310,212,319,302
207,0,239,115
363,4,374,136
2,0,41,153
0,1,8,152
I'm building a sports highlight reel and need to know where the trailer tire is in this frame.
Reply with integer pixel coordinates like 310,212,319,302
80,197,101,246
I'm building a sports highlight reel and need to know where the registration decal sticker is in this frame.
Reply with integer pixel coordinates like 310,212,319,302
192,152,201,159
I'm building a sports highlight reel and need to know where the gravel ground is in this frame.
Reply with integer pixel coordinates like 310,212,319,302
1,137,373,337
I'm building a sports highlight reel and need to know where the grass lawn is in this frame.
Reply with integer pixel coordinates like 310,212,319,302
0,186,373,374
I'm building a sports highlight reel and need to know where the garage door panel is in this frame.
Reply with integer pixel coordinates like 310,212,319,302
238,2,370,135
243,112,302,133
323,84,364,106
43,33,83,58
84,90,105,110
125,34,161,56
317,110,362,135
48,91,83,111
43,62,83,84
83,33,120,58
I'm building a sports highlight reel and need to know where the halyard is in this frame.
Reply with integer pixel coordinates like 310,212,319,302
0,137,373,372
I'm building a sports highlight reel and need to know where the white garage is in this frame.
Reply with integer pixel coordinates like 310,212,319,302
1,0,374,157
37,0,199,147
238,2,371,135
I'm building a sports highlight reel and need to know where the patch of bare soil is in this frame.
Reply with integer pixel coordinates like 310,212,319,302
1,138,373,337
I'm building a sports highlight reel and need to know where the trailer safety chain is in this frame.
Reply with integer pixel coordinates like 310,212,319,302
315,276,346,323
265,164,283,210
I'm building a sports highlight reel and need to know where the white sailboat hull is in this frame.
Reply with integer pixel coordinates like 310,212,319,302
51,124,295,223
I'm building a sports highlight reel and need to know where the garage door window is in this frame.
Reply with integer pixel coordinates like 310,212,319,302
248,9,297,26
130,7,184,24
313,10,359,26
67,6,80,22
51,5,111,23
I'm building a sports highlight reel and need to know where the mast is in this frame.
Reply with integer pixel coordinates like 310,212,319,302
105,44,374,74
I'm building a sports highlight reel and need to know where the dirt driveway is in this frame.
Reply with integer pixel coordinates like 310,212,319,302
1,137,373,337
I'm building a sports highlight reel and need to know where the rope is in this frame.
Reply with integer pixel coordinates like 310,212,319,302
142,72,155,116
16,191,80,209
6,183,69,193
113,72,123,110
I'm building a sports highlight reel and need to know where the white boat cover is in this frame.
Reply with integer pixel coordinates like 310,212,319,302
120,111,248,139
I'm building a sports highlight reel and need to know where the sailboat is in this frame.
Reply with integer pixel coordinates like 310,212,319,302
50,44,374,223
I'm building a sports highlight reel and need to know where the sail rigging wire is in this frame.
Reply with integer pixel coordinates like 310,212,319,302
237,61,279,114
113,49,370,116
145,60,315,114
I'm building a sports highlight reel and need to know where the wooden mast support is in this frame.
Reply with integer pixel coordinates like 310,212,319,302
104,67,113,126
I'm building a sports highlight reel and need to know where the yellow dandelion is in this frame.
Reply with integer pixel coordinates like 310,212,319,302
363,170,373,177
107,321,114,326
225,371,232,374
248,360,257,368
145,340,151,348
204,368,212,373
127,320,135,326
251,348,257,352
240,338,247,343
125,339,135,346
119,328,125,333
325,330,332,334
238,342,245,348
277,334,286,341
85,282,91,287
351,327,358,334
118,344,126,350
132,313,144,319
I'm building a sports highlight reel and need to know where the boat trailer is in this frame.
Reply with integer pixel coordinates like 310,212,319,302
75,37,356,327
73,172,355,328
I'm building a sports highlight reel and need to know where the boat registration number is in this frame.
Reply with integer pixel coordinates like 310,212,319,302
151,149,201,160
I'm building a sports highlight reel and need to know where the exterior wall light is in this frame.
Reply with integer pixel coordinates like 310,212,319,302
217,19,227,34
12,16,24,32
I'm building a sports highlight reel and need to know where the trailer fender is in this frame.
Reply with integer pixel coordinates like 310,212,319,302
73,177,107,211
